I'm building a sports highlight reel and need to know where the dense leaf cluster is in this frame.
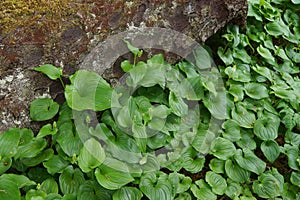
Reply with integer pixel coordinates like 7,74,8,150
0,0,299,199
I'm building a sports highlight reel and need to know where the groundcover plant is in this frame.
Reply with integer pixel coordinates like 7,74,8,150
0,0,299,199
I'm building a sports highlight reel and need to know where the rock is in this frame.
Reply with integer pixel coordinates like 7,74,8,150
0,0,247,132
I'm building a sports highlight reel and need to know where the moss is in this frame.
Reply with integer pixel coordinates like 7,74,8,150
0,0,85,34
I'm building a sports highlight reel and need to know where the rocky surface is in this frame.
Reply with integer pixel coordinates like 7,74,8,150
0,0,247,132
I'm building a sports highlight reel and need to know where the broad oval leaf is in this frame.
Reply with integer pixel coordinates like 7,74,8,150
78,138,106,173
209,158,225,174
77,180,114,200
191,180,217,200
59,166,85,195
113,187,143,200
0,174,36,189
34,64,62,80
222,119,241,142
252,172,283,198
210,137,236,160
0,157,12,175
244,83,269,99
56,122,83,157
65,70,113,111
261,140,280,163
225,179,242,199
40,178,58,194
0,128,21,157
254,114,280,141
290,172,300,186
168,172,192,194
232,103,256,128
21,149,54,167
43,155,69,175
30,98,59,121
25,189,47,199
95,158,134,190
234,149,266,175
169,92,188,117
205,171,227,195
0,179,20,200
225,159,250,183
36,123,58,139
15,138,47,159
257,45,275,64
139,172,173,200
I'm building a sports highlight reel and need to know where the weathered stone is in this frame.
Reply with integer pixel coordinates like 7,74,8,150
0,0,247,132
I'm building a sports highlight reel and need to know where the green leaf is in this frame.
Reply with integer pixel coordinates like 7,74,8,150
30,98,59,121
77,180,114,200
95,158,134,190
43,155,69,175
139,172,173,200
225,64,251,82
210,137,236,160
234,149,266,175
40,178,59,194
205,171,227,195
203,91,229,120
252,171,283,198
169,92,188,117
192,46,212,69
0,157,12,175
36,123,58,139
0,174,36,188
25,189,47,200
290,172,300,186
252,65,273,82
191,180,217,200
181,147,205,173
244,83,269,99
231,103,256,128
123,40,141,57
265,18,290,37
132,123,147,153
192,130,216,155
45,193,62,200
121,60,133,72
283,145,299,170
168,172,192,194
59,166,85,195
225,159,250,183
233,48,252,64
139,61,166,88
78,138,106,173
65,70,113,111
285,44,300,63
179,77,204,100
222,120,241,142
209,158,225,174
217,47,234,66
56,122,83,157
0,128,21,157
0,179,20,200
229,84,244,102
254,114,280,140
225,179,242,199
21,148,54,167
257,45,276,64
261,140,280,163
113,187,143,200
15,138,47,159
126,62,147,87
34,64,62,80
